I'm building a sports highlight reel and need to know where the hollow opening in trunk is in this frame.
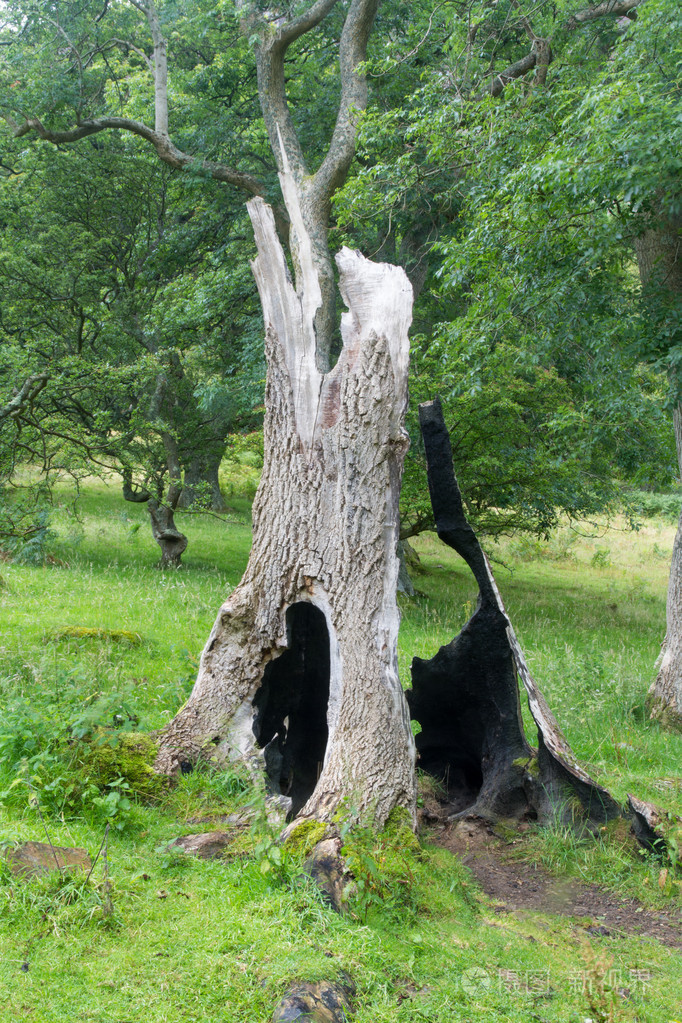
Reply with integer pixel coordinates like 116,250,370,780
417,727,484,815
410,617,509,817
252,601,330,817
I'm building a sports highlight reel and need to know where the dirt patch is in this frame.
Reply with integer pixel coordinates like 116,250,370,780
434,818,682,951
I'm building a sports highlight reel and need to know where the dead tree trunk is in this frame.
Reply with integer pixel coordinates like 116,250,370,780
155,197,415,826
408,398,670,847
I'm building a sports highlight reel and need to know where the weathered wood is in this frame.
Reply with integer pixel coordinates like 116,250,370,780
408,398,537,821
155,197,415,827
166,832,235,860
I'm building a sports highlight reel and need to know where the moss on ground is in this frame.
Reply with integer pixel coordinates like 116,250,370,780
75,730,168,800
53,626,142,644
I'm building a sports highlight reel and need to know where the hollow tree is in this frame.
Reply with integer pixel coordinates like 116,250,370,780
154,1,419,824
5,0,418,821
156,195,415,823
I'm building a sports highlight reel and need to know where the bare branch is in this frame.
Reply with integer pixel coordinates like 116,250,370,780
0,374,49,426
109,37,154,74
509,0,540,43
275,0,340,48
488,50,537,96
566,0,644,30
144,0,169,135
312,0,380,203
13,117,265,196
246,9,310,181
43,15,84,89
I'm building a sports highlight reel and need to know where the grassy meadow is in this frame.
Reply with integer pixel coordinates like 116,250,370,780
0,480,680,1022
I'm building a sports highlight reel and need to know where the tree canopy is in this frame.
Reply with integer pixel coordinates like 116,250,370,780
0,0,678,549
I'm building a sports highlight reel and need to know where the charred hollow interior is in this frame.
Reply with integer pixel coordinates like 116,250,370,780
409,648,485,815
408,604,532,817
252,602,330,817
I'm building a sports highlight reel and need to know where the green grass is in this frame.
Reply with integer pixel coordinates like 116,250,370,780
0,483,681,1022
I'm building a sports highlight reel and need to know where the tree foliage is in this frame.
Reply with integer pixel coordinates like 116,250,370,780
337,0,677,535
0,0,678,548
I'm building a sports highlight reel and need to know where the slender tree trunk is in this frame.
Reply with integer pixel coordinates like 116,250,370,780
636,213,682,730
155,197,416,827
150,433,187,569
122,434,189,569
649,403,682,729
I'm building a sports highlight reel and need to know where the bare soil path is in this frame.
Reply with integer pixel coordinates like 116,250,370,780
433,818,682,950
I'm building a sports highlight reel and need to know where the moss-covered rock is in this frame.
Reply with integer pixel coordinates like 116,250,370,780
76,730,168,801
283,820,328,858
54,627,142,645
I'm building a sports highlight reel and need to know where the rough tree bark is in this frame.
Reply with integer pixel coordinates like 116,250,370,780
155,196,416,826
634,213,682,730
408,398,670,847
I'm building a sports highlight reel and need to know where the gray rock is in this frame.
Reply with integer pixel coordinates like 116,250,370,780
272,977,354,1022
167,831,234,859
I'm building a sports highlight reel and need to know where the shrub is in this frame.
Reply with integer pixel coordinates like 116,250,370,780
626,489,682,522
0,685,163,826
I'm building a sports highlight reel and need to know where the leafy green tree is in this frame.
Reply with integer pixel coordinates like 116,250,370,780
336,0,674,545
374,0,681,722
0,138,263,564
